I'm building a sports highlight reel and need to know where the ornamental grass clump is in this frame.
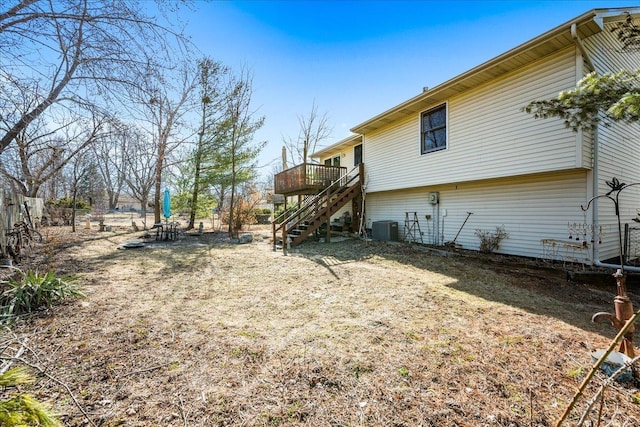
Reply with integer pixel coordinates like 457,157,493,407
0,367,60,426
0,270,84,321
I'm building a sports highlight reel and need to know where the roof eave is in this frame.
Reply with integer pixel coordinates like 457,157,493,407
311,134,363,158
350,8,635,135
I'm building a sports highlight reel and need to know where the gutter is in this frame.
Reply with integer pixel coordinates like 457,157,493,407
571,23,596,72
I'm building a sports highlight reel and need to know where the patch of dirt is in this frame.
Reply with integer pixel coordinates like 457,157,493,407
3,220,640,426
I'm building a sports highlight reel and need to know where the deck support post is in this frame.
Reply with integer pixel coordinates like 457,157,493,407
282,224,287,256
325,187,332,243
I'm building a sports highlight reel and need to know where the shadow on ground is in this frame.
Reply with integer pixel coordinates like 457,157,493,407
291,237,639,339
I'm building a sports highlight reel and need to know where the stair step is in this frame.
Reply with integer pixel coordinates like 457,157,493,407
273,180,361,251
275,234,299,242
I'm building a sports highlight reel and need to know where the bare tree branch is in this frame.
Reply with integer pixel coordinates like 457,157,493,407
283,100,332,167
0,0,192,154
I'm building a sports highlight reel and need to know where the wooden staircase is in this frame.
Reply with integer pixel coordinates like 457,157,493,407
272,164,363,253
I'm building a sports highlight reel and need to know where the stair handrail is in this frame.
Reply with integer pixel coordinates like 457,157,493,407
280,166,359,226
288,180,362,248
272,201,301,225
272,165,360,246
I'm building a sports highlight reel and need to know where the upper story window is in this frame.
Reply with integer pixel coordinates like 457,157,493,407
421,104,447,154
354,144,362,166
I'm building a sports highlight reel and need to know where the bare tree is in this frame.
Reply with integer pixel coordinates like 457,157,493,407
0,100,108,197
0,0,190,154
283,101,332,167
186,57,228,229
123,130,156,228
91,121,130,210
220,67,265,236
132,63,198,224
66,149,100,232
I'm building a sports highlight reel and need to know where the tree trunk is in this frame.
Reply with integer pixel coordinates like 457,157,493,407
71,187,77,233
188,149,202,230
154,145,164,225
140,197,148,229
228,179,236,237
227,149,237,237
108,190,119,210
27,184,40,198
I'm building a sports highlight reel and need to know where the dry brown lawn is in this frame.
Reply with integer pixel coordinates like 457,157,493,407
4,219,640,426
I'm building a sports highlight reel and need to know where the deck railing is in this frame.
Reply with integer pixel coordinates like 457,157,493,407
272,163,363,252
274,163,346,195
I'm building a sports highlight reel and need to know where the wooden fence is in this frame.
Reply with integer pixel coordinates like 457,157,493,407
0,191,44,258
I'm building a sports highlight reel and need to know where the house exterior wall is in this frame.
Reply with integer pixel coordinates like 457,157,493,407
309,11,640,264
359,47,595,261
319,145,362,172
319,145,363,221
366,171,590,260
364,48,587,194
116,194,143,212
584,19,640,261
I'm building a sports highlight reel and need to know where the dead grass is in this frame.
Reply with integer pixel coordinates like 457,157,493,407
3,221,640,426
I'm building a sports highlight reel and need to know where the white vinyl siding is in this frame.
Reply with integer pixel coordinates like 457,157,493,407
319,150,358,221
365,171,591,261
593,120,640,261
585,17,640,74
321,153,356,172
582,20,640,261
365,48,583,193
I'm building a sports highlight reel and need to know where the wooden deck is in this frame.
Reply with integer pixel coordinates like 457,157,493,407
274,163,346,196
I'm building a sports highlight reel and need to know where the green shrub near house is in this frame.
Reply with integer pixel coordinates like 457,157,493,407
254,208,272,224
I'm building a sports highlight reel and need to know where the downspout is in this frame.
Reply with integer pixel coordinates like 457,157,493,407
571,24,595,72
590,98,640,272
570,23,640,270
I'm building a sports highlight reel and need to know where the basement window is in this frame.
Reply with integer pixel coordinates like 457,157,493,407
421,104,447,154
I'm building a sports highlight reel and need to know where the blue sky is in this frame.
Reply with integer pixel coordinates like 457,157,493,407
184,1,636,175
